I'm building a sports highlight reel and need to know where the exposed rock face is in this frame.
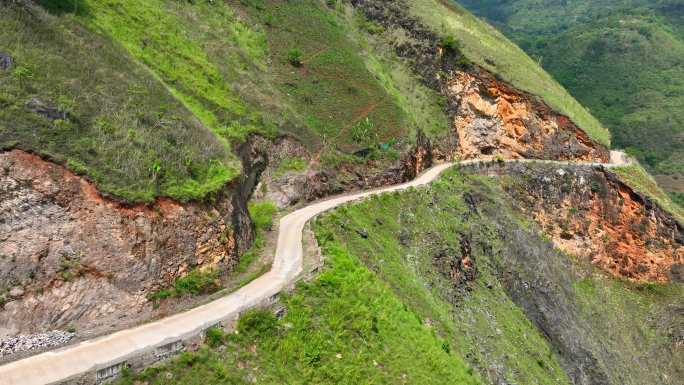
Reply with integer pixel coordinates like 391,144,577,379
25,98,68,122
255,133,434,208
471,162,684,282
447,71,609,162
0,149,256,338
349,0,609,163
0,52,12,71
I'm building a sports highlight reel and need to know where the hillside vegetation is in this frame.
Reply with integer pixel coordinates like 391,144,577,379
1,0,612,202
119,167,683,385
459,0,684,196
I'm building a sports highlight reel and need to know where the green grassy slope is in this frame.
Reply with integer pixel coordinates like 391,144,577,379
120,168,682,384
2,0,615,203
0,3,236,202
458,0,684,195
312,168,683,384
117,234,481,385
1,0,453,201
407,0,611,146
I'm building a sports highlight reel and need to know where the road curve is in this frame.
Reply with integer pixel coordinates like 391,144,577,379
0,153,628,385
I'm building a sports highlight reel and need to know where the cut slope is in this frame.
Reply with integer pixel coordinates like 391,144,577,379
406,0,610,146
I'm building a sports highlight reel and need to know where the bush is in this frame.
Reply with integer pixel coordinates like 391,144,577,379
439,35,460,53
237,309,278,339
351,117,377,145
205,327,225,347
287,48,303,67
147,268,221,304
174,268,220,296
249,201,278,232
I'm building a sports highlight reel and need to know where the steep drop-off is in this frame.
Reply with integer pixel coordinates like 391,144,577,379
484,163,684,283
348,0,609,163
310,166,684,385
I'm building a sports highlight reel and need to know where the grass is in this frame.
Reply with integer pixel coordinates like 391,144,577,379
571,273,684,383
118,165,682,384
406,0,611,147
273,157,307,178
312,170,571,385
80,0,273,141
340,6,450,139
148,268,221,303
240,0,413,153
118,234,480,385
0,3,235,202
234,200,278,274
612,162,684,224
310,166,683,384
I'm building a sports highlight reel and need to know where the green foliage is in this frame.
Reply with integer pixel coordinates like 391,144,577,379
350,117,377,145
118,228,480,385
235,200,278,274
287,48,303,67
249,200,277,232
174,268,220,296
241,0,412,152
273,157,307,177
439,35,460,53
0,2,243,202
37,0,90,16
345,8,448,139
312,170,571,385
205,327,225,348
236,309,278,339
148,268,221,303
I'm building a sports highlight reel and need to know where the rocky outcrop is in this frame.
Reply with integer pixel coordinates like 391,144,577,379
0,149,257,338
255,133,434,208
349,0,609,163
470,162,684,283
0,53,12,71
447,71,608,162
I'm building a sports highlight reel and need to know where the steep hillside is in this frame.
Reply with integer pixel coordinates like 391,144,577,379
2,1,682,384
458,0,684,198
117,166,683,385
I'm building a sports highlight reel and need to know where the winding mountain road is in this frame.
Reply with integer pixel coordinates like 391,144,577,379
0,152,628,385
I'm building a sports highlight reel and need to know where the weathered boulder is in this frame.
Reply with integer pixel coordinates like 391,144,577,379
25,98,68,121
0,52,13,71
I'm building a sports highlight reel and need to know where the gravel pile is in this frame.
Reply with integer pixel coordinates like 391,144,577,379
0,331,75,357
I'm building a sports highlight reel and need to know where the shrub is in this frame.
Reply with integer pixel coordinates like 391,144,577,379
237,309,278,339
439,35,460,53
287,48,303,67
249,201,278,232
351,117,377,145
205,327,225,347
174,268,220,296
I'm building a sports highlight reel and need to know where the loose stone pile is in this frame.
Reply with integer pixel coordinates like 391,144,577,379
0,331,75,357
